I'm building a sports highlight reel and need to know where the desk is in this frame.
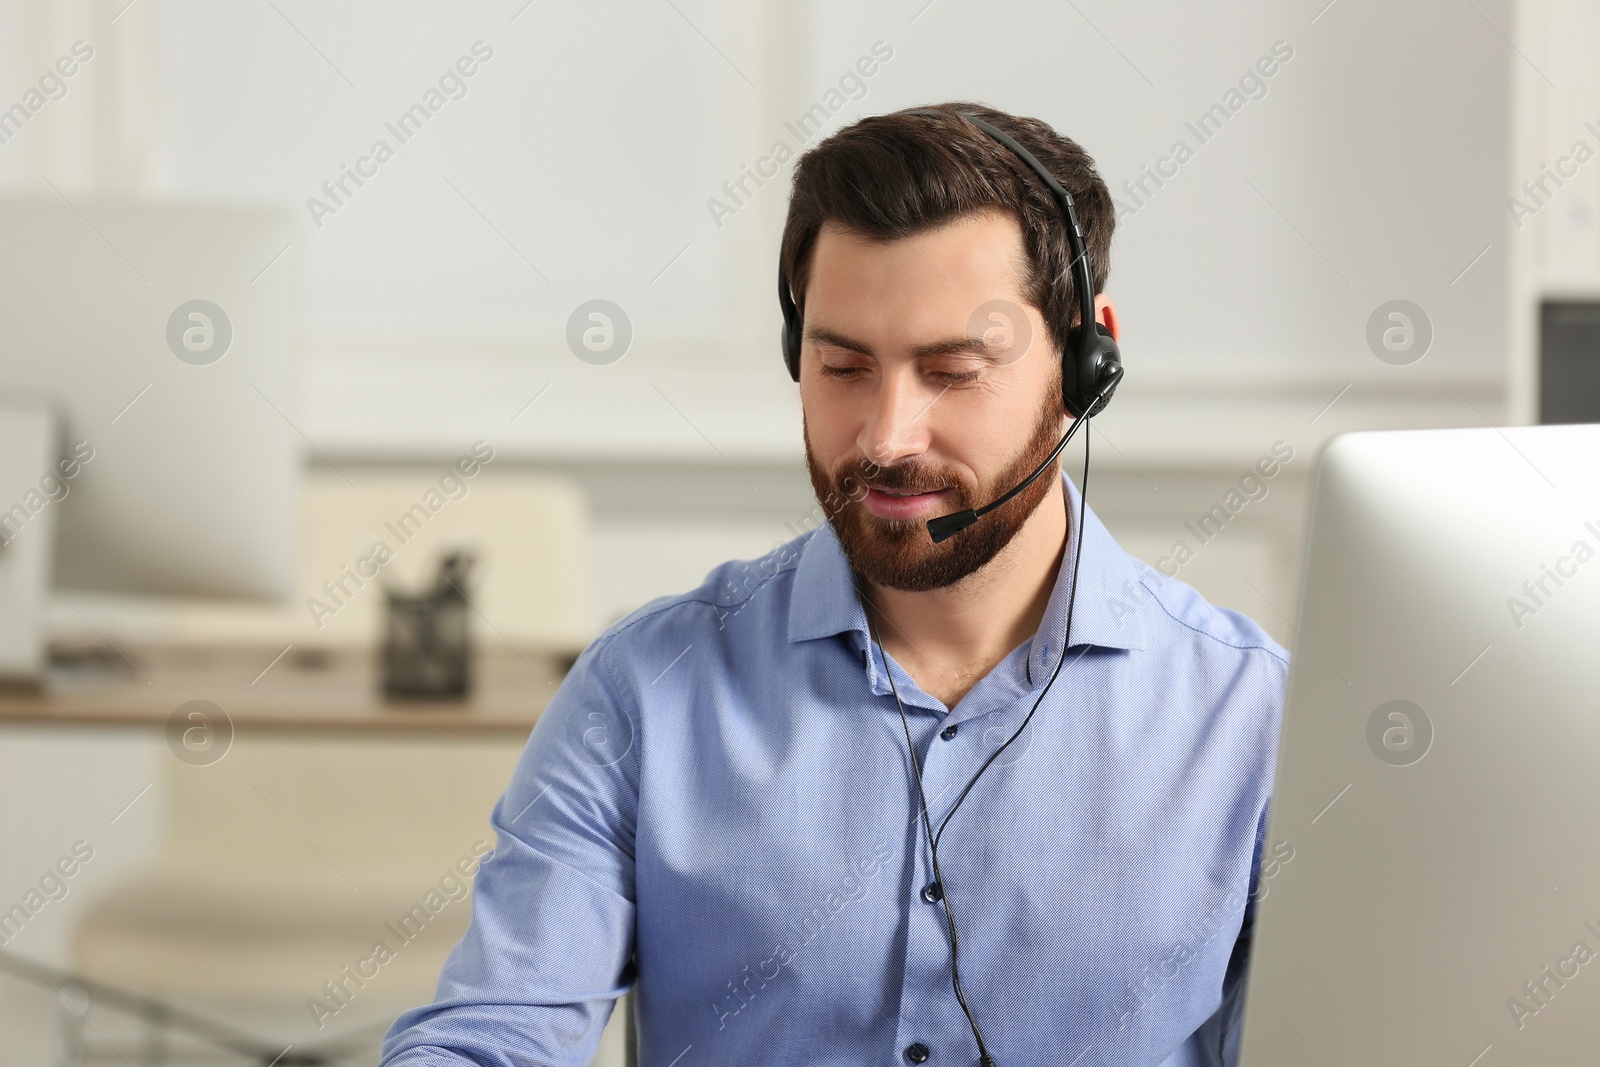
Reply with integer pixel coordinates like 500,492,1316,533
0,643,573,734
0,642,581,1061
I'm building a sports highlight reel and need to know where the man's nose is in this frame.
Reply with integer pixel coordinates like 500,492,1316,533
857,368,935,468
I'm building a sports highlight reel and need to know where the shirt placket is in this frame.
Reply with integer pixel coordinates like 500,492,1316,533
893,708,987,1067
861,636,1037,1066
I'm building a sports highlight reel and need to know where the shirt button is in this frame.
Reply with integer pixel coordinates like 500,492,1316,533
920,881,943,903
940,724,958,740
904,1043,930,1063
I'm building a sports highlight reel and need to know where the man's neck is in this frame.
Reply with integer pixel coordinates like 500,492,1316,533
863,479,1070,709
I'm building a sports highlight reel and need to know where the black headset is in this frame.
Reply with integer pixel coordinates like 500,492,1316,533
778,107,1123,424
780,108,1123,1067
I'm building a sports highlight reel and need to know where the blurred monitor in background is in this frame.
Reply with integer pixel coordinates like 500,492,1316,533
0,201,300,680
0,200,300,598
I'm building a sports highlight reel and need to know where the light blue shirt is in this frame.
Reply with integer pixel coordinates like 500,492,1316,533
381,472,1288,1067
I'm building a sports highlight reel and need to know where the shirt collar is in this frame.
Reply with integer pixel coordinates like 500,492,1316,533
786,470,1150,666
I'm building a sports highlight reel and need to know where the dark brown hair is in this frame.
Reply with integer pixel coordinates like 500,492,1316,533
780,101,1115,370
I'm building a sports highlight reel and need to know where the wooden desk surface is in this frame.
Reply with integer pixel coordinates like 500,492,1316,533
0,644,573,734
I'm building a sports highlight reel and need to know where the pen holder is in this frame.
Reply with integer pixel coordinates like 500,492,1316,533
381,550,474,701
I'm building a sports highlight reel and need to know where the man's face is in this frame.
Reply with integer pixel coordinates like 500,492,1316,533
799,209,1066,591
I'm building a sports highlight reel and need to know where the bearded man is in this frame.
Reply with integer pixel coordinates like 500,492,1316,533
383,102,1287,1067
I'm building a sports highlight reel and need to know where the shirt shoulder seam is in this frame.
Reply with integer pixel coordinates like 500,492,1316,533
591,547,803,657
1135,574,1290,668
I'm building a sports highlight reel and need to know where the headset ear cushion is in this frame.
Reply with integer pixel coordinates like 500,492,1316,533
1062,327,1122,419
1083,329,1123,417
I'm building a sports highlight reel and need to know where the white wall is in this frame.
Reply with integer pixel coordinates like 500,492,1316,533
1,0,1514,468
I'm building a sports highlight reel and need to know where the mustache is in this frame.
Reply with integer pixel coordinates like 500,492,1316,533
836,460,958,496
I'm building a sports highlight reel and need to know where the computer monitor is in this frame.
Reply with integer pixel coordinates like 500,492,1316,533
1238,423,1600,1064
0,199,300,601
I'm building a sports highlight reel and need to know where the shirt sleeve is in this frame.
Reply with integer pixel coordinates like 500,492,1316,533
379,638,641,1067
1216,799,1271,1067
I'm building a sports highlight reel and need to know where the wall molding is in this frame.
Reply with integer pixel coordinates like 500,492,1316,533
303,337,1508,470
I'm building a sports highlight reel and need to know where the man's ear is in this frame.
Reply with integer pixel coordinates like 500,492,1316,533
1094,293,1120,342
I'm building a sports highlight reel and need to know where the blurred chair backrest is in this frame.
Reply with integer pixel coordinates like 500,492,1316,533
162,734,524,887
162,466,592,649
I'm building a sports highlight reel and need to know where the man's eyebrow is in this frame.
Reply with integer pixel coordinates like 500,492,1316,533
909,334,995,359
804,325,874,356
803,325,997,360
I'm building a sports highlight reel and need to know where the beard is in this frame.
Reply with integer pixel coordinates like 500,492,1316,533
803,387,1065,592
